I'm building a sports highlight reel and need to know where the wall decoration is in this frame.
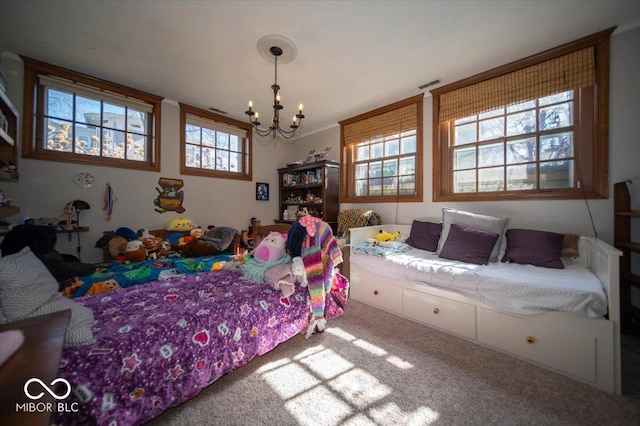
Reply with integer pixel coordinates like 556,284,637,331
73,172,95,188
103,182,117,221
154,177,185,213
256,182,269,201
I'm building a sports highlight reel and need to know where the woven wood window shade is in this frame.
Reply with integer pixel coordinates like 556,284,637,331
343,102,417,146
439,47,594,123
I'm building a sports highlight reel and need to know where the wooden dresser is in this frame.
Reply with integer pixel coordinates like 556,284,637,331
0,310,71,426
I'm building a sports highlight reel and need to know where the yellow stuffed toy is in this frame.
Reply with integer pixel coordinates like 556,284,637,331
166,217,194,232
373,230,400,243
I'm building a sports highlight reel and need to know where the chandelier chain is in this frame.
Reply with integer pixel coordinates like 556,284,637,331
245,44,305,139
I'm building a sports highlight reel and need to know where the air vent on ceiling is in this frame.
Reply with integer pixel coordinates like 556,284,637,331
418,79,441,90
209,107,228,115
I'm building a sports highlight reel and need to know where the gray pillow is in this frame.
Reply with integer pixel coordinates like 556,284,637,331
439,224,499,265
437,208,509,262
0,247,95,347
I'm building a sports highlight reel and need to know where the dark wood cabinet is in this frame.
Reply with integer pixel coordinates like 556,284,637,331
614,180,640,334
277,160,339,231
0,89,18,182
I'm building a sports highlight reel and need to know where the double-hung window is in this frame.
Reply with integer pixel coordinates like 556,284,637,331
431,28,612,201
22,57,162,171
180,104,252,180
340,94,423,203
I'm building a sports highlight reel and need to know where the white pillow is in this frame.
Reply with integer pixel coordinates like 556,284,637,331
0,247,95,347
436,208,510,263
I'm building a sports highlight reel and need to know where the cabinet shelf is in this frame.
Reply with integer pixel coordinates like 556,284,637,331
0,127,15,147
615,180,639,334
617,241,640,252
0,89,19,182
0,205,19,220
278,160,339,231
616,210,640,218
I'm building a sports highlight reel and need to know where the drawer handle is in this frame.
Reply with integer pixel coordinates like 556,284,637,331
526,336,535,344
373,290,379,296
433,308,440,314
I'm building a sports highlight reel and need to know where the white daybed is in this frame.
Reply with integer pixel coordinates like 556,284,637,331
349,224,623,394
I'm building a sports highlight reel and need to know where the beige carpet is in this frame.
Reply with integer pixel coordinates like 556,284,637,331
149,300,640,425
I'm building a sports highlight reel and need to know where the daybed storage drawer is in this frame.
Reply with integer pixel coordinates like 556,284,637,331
350,272,403,315
477,309,596,383
403,289,476,340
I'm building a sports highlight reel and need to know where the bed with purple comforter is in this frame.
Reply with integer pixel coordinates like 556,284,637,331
55,267,345,426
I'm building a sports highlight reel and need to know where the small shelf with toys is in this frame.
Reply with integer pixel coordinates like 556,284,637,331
277,159,339,232
0,89,19,182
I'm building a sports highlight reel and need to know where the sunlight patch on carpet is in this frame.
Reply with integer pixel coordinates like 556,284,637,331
328,368,391,408
285,386,352,425
298,348,355,380
261,362,321,399
385,354,413,369
325,326,357,341
369,402,440,424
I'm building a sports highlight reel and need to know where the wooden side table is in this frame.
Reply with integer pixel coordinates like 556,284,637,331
0,310,71,426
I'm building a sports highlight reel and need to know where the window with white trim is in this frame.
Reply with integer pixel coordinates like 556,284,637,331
180,104,252,180
22,56,162,171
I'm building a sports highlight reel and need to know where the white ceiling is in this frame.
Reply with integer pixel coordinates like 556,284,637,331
1,1,640,138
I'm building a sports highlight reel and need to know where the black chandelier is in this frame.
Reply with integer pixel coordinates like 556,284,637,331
245,45,305,140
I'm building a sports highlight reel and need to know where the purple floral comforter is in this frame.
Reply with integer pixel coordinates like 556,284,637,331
56,269,312,426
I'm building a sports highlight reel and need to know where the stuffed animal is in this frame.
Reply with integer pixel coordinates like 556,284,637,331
291,256,307,287
166,217,194,232
107,235,128,258
253,231,287,263
561,233,580,259
373,230,400,243
124,240,147,262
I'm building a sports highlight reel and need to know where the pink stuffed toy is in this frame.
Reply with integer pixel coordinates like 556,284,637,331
253,231,287,263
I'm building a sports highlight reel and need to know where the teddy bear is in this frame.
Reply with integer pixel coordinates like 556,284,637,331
561,233,580,260
291,256,307,287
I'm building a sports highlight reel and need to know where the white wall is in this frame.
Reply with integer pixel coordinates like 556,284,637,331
0,55,297,262
295,26,640,248
1,26,638,263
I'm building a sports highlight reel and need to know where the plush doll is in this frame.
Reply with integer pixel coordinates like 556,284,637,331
373,230,400,243
124,240,147,262
291,256,307,287
561,233,580,259
166,217,195,232
253,231,287,263
107,235,128,258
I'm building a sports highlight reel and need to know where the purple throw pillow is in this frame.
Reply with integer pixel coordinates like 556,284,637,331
406,220,442,252
502,229,564,269
438,223,499,265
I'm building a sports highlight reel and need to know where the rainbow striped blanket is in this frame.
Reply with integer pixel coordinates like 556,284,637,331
300,217,343,319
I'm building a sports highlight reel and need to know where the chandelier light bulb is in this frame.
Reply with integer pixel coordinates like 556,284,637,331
245,37,305,139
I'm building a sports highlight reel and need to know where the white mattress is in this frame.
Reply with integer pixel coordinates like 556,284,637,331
350,247,608,318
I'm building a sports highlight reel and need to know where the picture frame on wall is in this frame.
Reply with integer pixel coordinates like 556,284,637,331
256,182,269,201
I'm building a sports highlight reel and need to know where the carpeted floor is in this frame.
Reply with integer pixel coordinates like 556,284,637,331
149,300,640,425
